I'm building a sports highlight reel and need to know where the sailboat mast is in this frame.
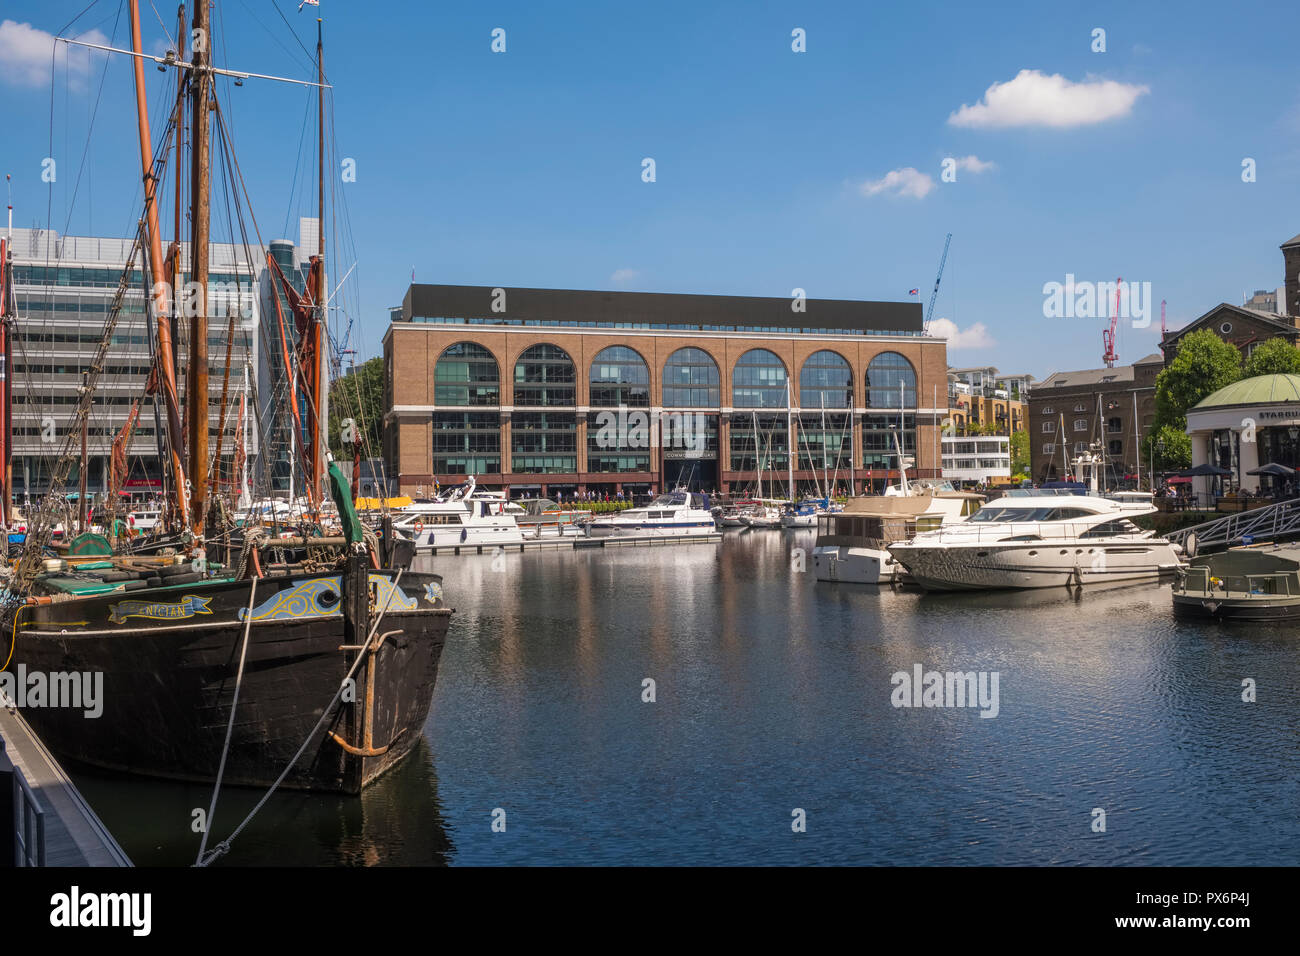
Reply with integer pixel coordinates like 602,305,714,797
128,0,189,528
308,17,328,506
786,377,794,500
820,392,827,500
188,0,212,529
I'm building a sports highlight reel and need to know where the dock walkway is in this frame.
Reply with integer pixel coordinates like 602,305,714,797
419,531,724,557
0,705,131,867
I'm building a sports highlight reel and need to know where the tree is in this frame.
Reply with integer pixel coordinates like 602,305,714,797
1009,430,1030,474
327,356,384,460
1144,423,1192,472
1243,337,1300,378
1153,329,1242,431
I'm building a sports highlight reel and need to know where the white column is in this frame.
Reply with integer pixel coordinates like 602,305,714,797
1190,432,1209,505
1238,429,1260,493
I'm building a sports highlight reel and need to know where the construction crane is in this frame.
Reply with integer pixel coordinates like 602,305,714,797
1102,277,1122,367
924,233,952,333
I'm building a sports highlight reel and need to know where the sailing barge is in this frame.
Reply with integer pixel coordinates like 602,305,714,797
10,499,452,793
1,2,453,795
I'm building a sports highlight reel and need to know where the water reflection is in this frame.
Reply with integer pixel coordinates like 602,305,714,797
67,531,1300,865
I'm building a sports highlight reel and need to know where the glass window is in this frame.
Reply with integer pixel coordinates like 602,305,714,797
589,345,649,407
514,344,576,407
434,342,499,406
662,347,720,407
511,411,577,473
732,349,788,409
865,352,916,409
432,411,501,474
799,350,852,409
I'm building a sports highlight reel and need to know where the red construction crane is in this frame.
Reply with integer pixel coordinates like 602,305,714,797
1102,277,1121,367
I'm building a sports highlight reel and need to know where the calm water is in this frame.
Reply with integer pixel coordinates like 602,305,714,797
74,531,1300,865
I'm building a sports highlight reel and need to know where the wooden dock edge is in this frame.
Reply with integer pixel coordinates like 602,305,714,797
0,706,132,867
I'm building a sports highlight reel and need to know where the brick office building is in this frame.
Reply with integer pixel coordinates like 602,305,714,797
382,285,949,497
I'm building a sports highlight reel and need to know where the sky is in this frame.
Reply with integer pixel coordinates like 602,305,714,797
1,0,1298,381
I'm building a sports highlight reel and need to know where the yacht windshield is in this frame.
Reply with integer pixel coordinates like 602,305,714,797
650,493,689,507
968,506,1095,523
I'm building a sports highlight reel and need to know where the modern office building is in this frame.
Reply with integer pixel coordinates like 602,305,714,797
259,219,323,495
3,224,319,500
383,284,949,497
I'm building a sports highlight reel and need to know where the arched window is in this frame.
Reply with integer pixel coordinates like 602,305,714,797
434,342,499,406
662,347,720,407
732,349,788,408
865,352,917,408
589,346,649,407
513,344,576,406
799,350,852,409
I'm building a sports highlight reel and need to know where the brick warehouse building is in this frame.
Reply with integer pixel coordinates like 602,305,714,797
382,284,949,497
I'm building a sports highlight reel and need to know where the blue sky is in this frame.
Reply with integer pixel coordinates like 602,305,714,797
2,0,1298,380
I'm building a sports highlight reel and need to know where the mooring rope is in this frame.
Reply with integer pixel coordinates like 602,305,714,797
195,578,258,866
196,567,405,867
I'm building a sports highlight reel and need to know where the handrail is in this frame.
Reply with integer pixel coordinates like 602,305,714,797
1164,497,1300,550
12,766,46,866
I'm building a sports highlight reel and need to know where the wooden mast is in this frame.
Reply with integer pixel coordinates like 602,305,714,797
128,0,190,528
188,0,212,530
310,16,328,507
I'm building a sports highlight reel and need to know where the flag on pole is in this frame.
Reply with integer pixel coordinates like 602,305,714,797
298,0,320,11
908,288,919,296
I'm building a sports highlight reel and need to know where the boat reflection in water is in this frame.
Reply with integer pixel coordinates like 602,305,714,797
71,738,453,866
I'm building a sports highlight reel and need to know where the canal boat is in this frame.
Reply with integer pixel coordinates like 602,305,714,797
587,489,717,537
1172,546,1300,621
812,496,939,583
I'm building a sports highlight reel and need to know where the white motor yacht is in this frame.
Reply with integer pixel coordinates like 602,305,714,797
587,489,716,537
391,476,525,550
887,489,1183,590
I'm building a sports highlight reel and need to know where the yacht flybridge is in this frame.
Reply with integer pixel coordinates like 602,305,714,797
887,452,1184,591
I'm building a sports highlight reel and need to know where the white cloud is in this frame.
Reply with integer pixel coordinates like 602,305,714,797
929,317,995,349
952,155,995,174
859,167,934,200
0,20,107,88
610,268,640,284
947,69,1149,129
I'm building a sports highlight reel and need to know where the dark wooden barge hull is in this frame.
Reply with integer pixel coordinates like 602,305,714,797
7,569,451,794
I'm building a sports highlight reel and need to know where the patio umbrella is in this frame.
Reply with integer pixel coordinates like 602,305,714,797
1178,463,1232,477
1246,462,1297,477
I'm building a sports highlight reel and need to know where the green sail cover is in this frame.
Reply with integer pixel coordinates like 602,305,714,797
328,461,364,546
68,532,113,556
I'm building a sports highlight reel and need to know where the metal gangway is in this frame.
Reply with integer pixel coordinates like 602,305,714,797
1163,497,1300,555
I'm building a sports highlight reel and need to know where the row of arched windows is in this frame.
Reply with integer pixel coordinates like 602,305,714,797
433,343,917,409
